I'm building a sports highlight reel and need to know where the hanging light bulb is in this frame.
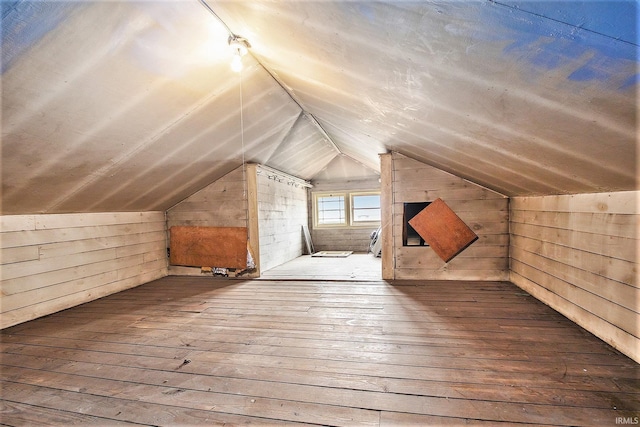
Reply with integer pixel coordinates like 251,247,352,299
231,51,243,72
228,35,250,73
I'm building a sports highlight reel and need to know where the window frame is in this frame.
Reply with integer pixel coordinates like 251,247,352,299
349,191,382,227
313,192,347,228
312,190,381,229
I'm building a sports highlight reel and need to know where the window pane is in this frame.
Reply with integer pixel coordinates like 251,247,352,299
352,194,381,223
353,195,379,209
317,195,345,225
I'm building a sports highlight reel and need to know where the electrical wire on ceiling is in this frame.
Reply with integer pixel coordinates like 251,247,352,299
197,0,233,35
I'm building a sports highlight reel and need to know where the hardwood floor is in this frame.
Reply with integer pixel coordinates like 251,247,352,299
1,277,638,426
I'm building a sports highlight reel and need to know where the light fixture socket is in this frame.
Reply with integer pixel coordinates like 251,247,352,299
228,34,250,57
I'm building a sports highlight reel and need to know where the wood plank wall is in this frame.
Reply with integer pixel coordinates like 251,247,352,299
309,177,381,252
0,212,167,329
166,164,308,275
384,152,509,281
166,166,249,275
167,166,247,229
510,191,639,363
256,167,308,272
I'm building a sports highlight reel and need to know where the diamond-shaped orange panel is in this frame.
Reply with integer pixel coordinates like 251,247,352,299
407,198,478,263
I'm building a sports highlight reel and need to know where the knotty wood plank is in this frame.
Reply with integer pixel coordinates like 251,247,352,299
0,269,166,329
1,253,156,295
379,411,541,426
7,321,623,366
0,215,36,232
511,244,639,312
15,360,632,425
2,365,379,427
1,352,630,426
169,226,247,269
3,329,635,381
510,233,637,288
394,187,501,203
511,221,635,262
34,212,163,229
510,209,636,238
511,258,638,336
6,349,635,413
512,192,638,215
0,400,134,426
2,380,309,426
1,220,165,249
0,245,39,264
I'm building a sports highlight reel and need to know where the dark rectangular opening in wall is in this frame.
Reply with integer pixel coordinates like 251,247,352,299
403,202,430,246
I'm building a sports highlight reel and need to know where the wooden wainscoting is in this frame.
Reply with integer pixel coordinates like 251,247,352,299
1,277,638,426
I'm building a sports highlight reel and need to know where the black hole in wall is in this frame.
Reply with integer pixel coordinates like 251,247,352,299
403,202,431,246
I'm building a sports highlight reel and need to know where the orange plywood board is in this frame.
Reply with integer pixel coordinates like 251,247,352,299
408,198,478,263
170,226,247,269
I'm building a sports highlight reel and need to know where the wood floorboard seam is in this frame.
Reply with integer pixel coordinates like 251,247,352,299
2,277,638,426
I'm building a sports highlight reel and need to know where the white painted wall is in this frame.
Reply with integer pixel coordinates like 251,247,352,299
257,168,308,272
510,191,639,363
0,212,167,329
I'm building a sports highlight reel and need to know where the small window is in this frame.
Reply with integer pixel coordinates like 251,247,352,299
316,194,346,226
313,190,381,228
403,202,430,246
351,193,381,225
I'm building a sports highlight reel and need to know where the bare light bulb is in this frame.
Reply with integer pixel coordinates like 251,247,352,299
228,35,250,73
231,51,243,72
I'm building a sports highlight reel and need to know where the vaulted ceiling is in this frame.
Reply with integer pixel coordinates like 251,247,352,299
2,1,637,214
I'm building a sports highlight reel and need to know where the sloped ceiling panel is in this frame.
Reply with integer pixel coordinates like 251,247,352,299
53,63,301,213
1,1,303,214
211,0,638,196
264,113,339,180
1,1,637,216
312,154,380,184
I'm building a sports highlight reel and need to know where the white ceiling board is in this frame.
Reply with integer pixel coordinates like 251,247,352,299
1,1,637,215
211,0,638,196
38,63,301,213
265,113,340,180
311,154,381,184
1,1,302,214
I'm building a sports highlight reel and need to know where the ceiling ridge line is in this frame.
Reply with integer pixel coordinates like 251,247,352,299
198,0,342,156
249,55,342,156
261,110,304,164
